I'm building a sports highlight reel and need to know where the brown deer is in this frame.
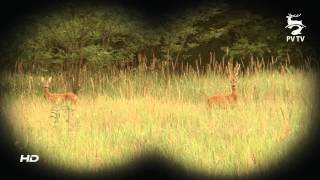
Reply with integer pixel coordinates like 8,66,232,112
207,62,240,106
41,77,78,104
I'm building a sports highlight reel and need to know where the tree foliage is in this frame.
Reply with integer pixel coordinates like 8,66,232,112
1,2,314,69
12,4,146,67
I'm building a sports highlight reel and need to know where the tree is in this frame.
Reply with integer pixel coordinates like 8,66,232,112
2,1,314,73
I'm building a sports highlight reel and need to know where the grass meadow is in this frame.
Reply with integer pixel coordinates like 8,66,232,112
0,60,317,176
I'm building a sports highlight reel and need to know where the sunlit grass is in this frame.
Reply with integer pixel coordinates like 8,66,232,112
1,69,316,176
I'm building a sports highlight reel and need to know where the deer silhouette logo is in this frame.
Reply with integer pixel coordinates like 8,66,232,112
285,13,306,35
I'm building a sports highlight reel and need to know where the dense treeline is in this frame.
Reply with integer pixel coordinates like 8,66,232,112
0,1,316,71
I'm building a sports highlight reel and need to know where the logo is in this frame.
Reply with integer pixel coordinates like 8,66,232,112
20,154,39,162
285,13,306,42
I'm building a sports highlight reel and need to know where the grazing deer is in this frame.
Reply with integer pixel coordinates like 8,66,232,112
207,62,240,106
41,77,78,104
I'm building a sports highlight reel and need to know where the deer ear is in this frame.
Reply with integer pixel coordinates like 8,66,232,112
48,77,52,83
41,77,44,82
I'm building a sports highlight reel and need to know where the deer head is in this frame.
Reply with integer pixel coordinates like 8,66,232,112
227,62,240,86
41,77,52,89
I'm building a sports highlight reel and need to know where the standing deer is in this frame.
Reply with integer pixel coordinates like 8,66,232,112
41,77,78,104
207,62,240,106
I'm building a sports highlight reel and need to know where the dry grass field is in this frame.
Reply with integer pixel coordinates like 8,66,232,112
0,61,316,176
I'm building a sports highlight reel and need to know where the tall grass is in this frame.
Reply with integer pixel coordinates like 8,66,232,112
0,58,317,176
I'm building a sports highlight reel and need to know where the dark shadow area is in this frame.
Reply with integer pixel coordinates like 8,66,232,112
0,0,319,179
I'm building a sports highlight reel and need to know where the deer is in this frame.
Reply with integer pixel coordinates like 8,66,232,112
207,62,240,107
285,13,305,27
285,13,306,35
41,77,78,104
